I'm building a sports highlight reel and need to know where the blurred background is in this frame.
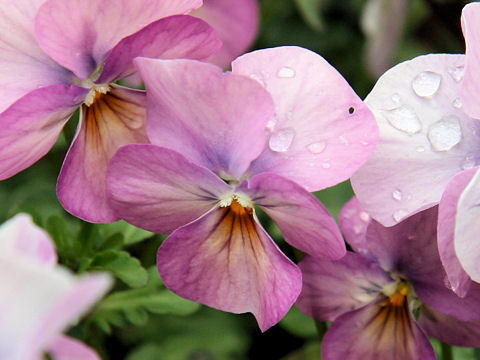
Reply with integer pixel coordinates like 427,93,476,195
2,0,476,359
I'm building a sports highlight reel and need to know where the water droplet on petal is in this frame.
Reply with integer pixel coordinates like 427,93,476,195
415,146,425,153
461,154,476,170
448,66,465,82
427,116,463,152
269,128,296,152
453,98,463,109
393,209,408,222
307,141,327,154
392,189,402,201
411,71,442,97
359,211,370,222
277,67,296,78
321,162,331,169
384,106,422,134
391,93,401,103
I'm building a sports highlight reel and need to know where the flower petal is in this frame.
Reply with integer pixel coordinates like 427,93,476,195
0,0,72,112
35,0,203,79
322,301,436,360
0,84,87,180
98,15,221,83
192,0,259,68
437,168,477,296
47,335,100,360
296,253,393,322
135,57,275,179
58,86,148,222
238,172,345,260
0,213,57,267
351,54,480,226
460,2,480,119
418,304,480,347
454,167,480,282
107,144,231,234
157,205,302,331
232,46,378,191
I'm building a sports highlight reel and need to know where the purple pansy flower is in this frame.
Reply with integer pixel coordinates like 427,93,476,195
297,197,480,360
0,213,111,360
105,46,378,330
0,0,222,222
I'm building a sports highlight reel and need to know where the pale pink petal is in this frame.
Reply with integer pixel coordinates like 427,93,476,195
0,0,72,112
322,301,436,360
232,46,378,191
338,197,373,257
35,0,203,79
58,86,148,222
192,0,259,68
238,172,345,260
0,213,56,267
460,2,480,120
454,168,480,283
107,144,231,234
157,206,302,332
0,84,88,180
98,15,221,83
48,335,100,360
351,54,480,226
135,57,275,179
437,168,477,296
296,253,393,321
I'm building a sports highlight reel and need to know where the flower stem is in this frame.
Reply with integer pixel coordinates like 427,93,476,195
441,342,453,360
314,320,327,342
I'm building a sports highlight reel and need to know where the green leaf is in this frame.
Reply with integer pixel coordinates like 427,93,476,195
90,250,148,288
45,214,72,252
279,305,318,339
293,0,325,31
97,220,154,246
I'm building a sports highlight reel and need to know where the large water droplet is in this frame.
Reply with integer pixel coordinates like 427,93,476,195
427,116,463,152
461,154,476,170
393,209,408,222
307,141,327,154
392,189,402,201
411,71,442,97
277,67,296,78
269,128,295,152
448,66,465,82
384,106,422,134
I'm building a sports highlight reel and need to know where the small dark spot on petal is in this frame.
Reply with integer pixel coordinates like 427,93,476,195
349,107,355,114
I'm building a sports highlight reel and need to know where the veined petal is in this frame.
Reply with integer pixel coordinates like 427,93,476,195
352,54,480,226
460,2,480,119
437,168,477,296
0,84,87,180
0,213,56,267
47,335,100,360
418,304,480,348
98,15,221,83
296,253,393,322
192,0,259,68
35,0,203,79
107,144,231,234
238,172,345,260
232,46,378,192
0,0,72,112
57,86,148,223
339,197,373,258
322,300,435,360
157,203,302,331
135,57,275,179
454,168,480,282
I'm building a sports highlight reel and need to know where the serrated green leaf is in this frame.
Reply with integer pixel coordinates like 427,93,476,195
90,250,148,288
97,220,154,246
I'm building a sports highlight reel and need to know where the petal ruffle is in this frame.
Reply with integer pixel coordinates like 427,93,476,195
47,335,100,360
98,15,221,83
322,300,436,360
238,172,345,260
192,0,259,68
460,2,480,119
338,197,373,257
0,84,87,180
135,57,275,179
351,53,480,226
58,86,148,222
157,205,302,331
437,168,477,296
107,144,230,234
34,0,202,79
232,46,378,192
296,253,393,322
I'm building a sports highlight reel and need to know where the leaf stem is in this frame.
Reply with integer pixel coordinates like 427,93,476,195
441,342,453,360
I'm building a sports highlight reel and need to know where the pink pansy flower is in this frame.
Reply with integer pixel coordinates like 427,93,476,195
297,198,480,360
0,213,111,360
350,3,480,296
0,0,222,222
106,46,378,331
